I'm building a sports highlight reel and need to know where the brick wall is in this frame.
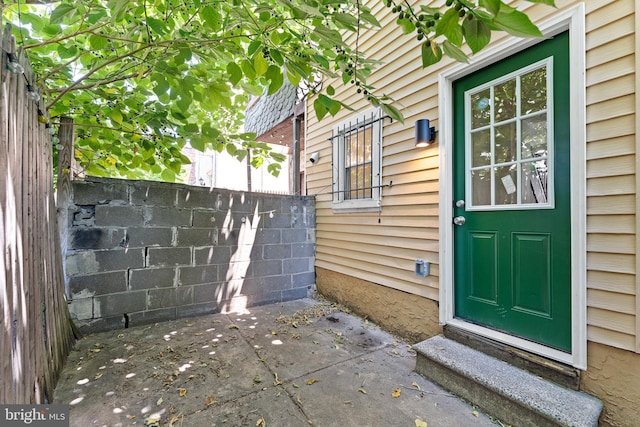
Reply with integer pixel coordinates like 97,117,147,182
65,177,315,333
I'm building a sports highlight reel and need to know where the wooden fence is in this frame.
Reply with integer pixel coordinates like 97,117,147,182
0,24,75,403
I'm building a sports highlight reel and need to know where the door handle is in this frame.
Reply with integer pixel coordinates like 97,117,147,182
453,216,466,226
455,199,465,208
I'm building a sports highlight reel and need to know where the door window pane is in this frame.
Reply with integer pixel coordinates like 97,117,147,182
521,68,547,114
471,89,491,129
471,129,491,167
471,169,492,206
522,159,548,204
495,122,517,164
521,114,547,160
495,165,517,205
494,79,516,123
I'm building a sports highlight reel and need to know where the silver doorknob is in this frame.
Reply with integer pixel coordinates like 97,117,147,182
455,199,465,208
453,216,466,226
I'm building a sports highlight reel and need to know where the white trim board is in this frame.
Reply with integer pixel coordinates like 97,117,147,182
438,4,587,369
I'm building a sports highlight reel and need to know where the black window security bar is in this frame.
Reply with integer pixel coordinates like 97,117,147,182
330,113,390,202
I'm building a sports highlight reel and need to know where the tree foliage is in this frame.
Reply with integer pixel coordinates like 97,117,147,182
2,0,554,180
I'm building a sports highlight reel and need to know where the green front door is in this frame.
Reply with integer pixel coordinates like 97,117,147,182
453,32,571,352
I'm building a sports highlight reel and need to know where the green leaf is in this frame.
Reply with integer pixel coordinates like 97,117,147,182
463,17,491,53
313,98,328,121
190,136,205,151
479,0,501,17
493,9,544,38
334,13,359,31
146,17,168,35
313,54,330,70
269,49,284,66
254,54,269,77
161,168,176,182
527,0,556,6
248,40,262,57
421,41,443,68
397,18,415,35
267,163,281,177
50,3,77,24
265,65,283,95
227,62,243,86
442,40,469,63
109,0,130,22
436,8,464,47
200,5,221,31
381,103,404,124
110,109,123,125
326,85,335,96
89,34,108,50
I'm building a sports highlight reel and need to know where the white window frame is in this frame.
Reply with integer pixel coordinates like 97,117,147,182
331,107,383,213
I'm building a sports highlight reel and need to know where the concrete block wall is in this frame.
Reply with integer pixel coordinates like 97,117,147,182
66,177,315,333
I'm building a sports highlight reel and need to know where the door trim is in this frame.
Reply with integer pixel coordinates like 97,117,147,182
438,4,586,369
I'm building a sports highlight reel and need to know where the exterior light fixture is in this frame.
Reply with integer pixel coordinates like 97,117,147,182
26,83,40,101
415,119,436,147
6,52,24,74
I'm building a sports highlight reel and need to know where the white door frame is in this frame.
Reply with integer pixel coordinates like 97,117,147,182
438,4,587,369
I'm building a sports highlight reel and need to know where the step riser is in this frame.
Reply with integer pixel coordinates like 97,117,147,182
413,336,602,427
416,352,568,427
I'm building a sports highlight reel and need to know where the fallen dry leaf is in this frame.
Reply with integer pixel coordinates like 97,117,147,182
204,395,215,406
94,373,103,380
157,397,163,406
256,418,266,426
306,378,318,385
357,388,367,394
228,324,239,330
178,388,187,397
472,411,479,417
144,415,161,426
415,420,428,427
169,416,181,427
253,376,262,384
412,381,422,391
392,387,402,398
273,373,283,386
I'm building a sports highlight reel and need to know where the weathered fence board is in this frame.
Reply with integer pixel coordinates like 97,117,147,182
0,23,74,404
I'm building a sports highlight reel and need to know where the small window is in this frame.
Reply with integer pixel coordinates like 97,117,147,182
331,108,383,212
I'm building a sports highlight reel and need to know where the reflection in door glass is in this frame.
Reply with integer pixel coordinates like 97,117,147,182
521,68,547,114
494,79,516,123
471,169,491,206
471,89,491,128
472,129,491,167
522,159,548,204
495,122,517,164
495,165,518,205
521,114,547,159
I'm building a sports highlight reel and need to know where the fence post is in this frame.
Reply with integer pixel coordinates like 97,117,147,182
56,117,75,297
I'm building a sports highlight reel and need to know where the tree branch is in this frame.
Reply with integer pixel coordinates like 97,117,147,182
24,22,108,49
44,70,149,94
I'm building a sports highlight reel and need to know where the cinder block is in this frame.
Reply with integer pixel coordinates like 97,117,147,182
192,283,221,303
282,286,310,301
194,246,231,266
284,258,312,274
254,229,281,245
179,265,218,285
128,307,177,327
129,267,176,290
176,227,218,246
263,212,291,228
69,271,127,296
73,181,129,205
69,228,127,250
69,298,93,321
93,290,146,317
292,271,316,287
72,205,95,227
147,287,178,310
126,227,174,247
147,247,191,267
130,182,177,206
176,188,219,209
242,275,290,296
282,228,309,244
291,243,315,257
95,205,144,227
66,249,145,276
145,207,191,227
176,302,218,318
192,210,226,228
76,314,125,334
264,244,291,260
247,259,282,278
176,286,194,306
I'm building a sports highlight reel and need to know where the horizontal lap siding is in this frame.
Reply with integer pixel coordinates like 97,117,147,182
583,0,637,352
307,0,639,352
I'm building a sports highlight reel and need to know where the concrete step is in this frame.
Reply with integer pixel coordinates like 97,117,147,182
414,335,603,427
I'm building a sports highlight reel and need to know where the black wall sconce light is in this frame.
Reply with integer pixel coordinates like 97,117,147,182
415,119,436,147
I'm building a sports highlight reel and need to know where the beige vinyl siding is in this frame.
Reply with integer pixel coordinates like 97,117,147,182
306,0,638,352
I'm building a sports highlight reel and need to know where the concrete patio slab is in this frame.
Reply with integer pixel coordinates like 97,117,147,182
54,297,500,426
